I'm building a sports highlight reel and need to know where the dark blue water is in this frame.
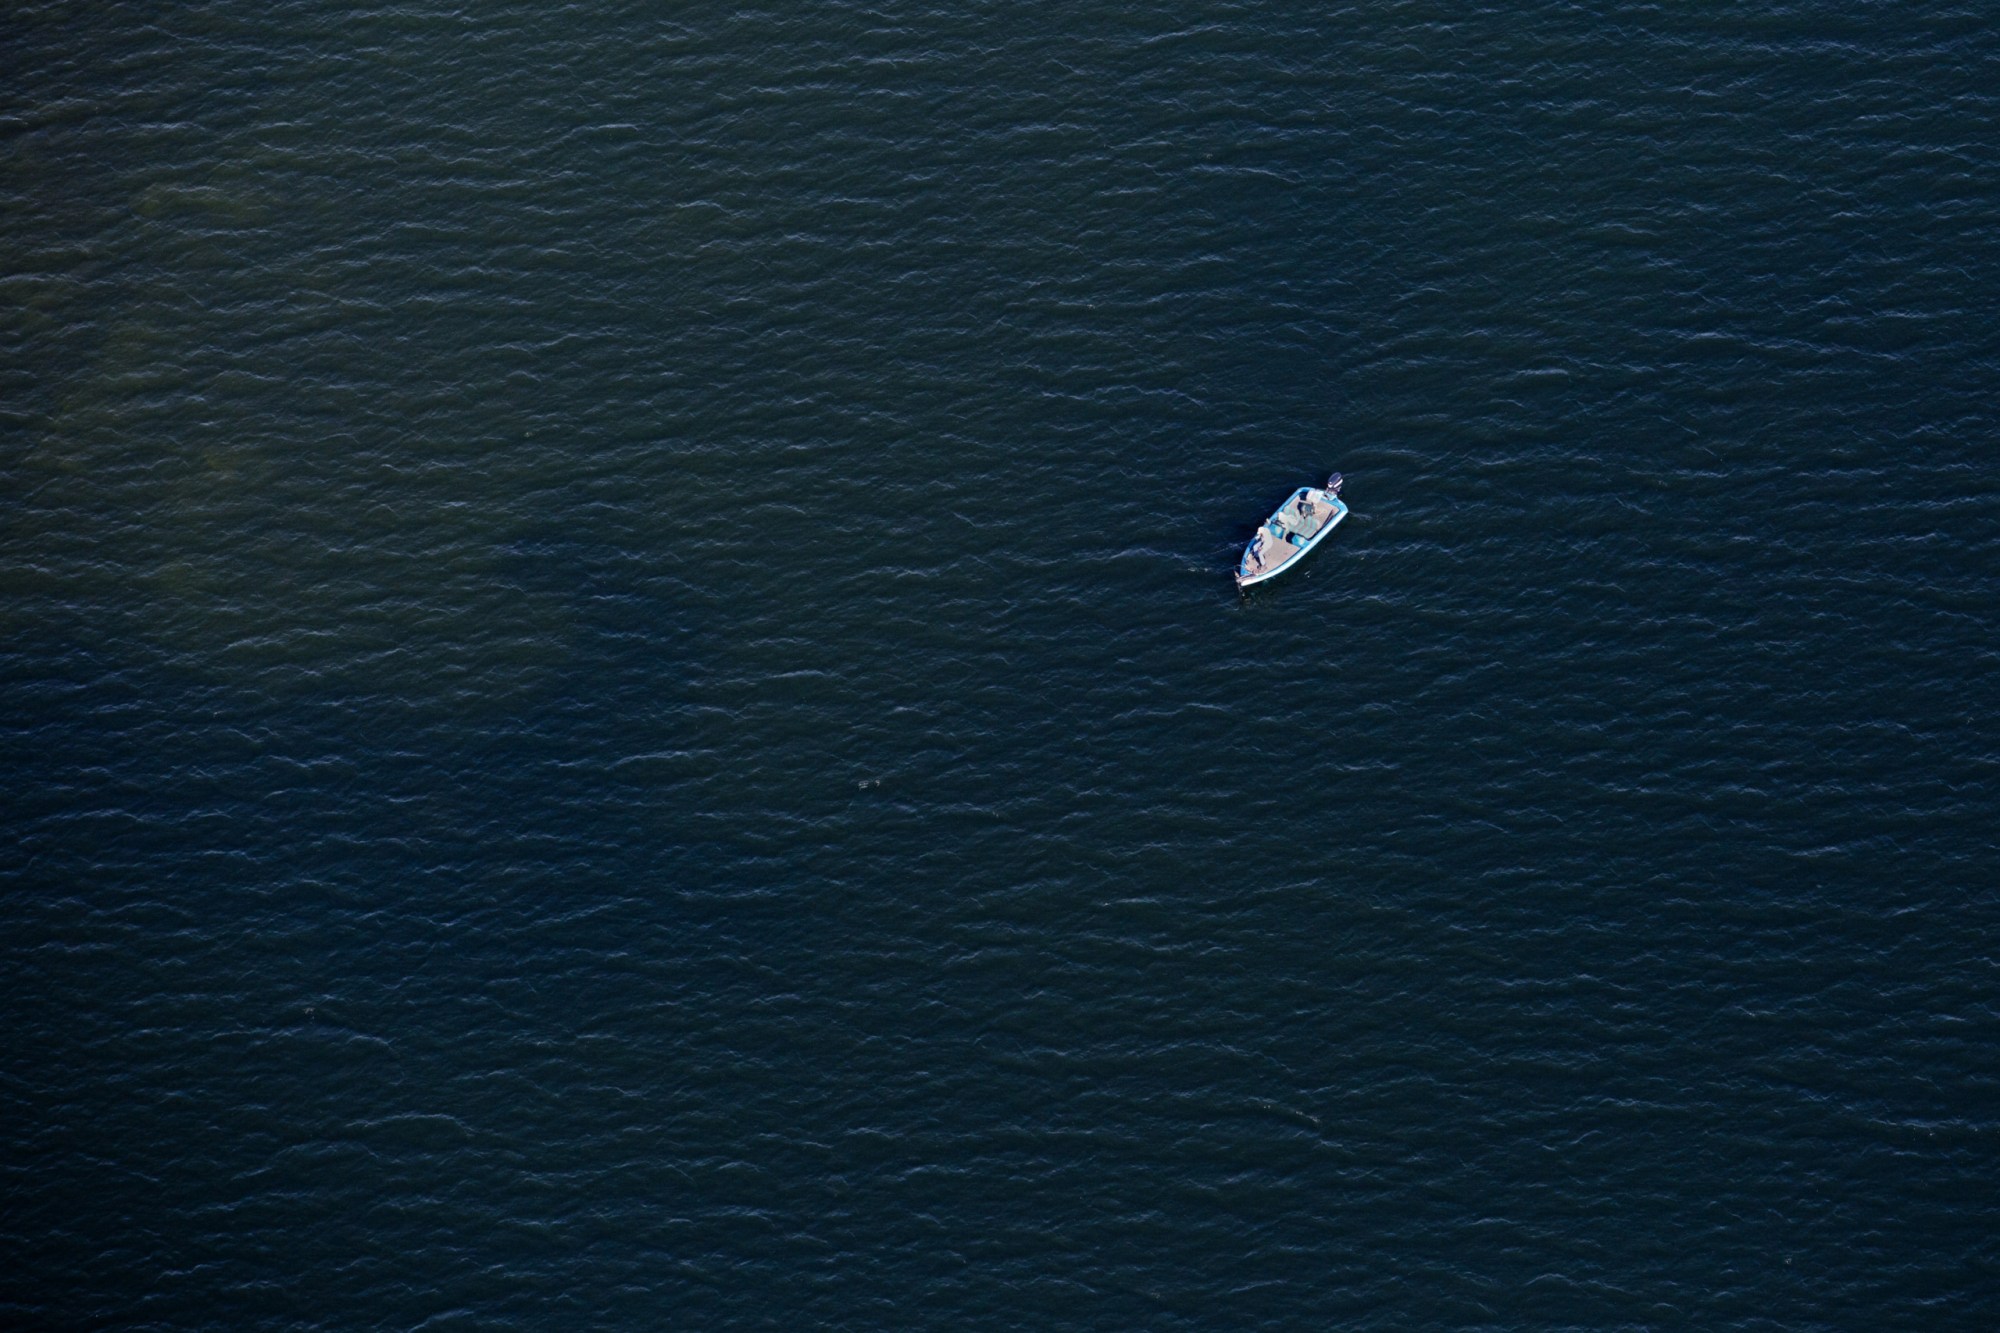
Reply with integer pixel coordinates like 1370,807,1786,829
5,2,1997,1327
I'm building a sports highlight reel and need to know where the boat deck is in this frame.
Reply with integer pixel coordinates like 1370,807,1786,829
1240,489,1343,581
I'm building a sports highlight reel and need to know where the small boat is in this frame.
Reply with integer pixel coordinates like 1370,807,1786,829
1236,473,1347,588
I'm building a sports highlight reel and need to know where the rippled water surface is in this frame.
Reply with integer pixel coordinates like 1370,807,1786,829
5,2,1998,1327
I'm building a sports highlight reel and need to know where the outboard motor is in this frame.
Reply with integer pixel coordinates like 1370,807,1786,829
1326,472,1344,495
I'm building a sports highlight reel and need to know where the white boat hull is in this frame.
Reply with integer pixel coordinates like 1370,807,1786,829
1236,487,1347,587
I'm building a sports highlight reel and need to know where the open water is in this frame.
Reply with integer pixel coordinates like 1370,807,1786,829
4,2,1998,1328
